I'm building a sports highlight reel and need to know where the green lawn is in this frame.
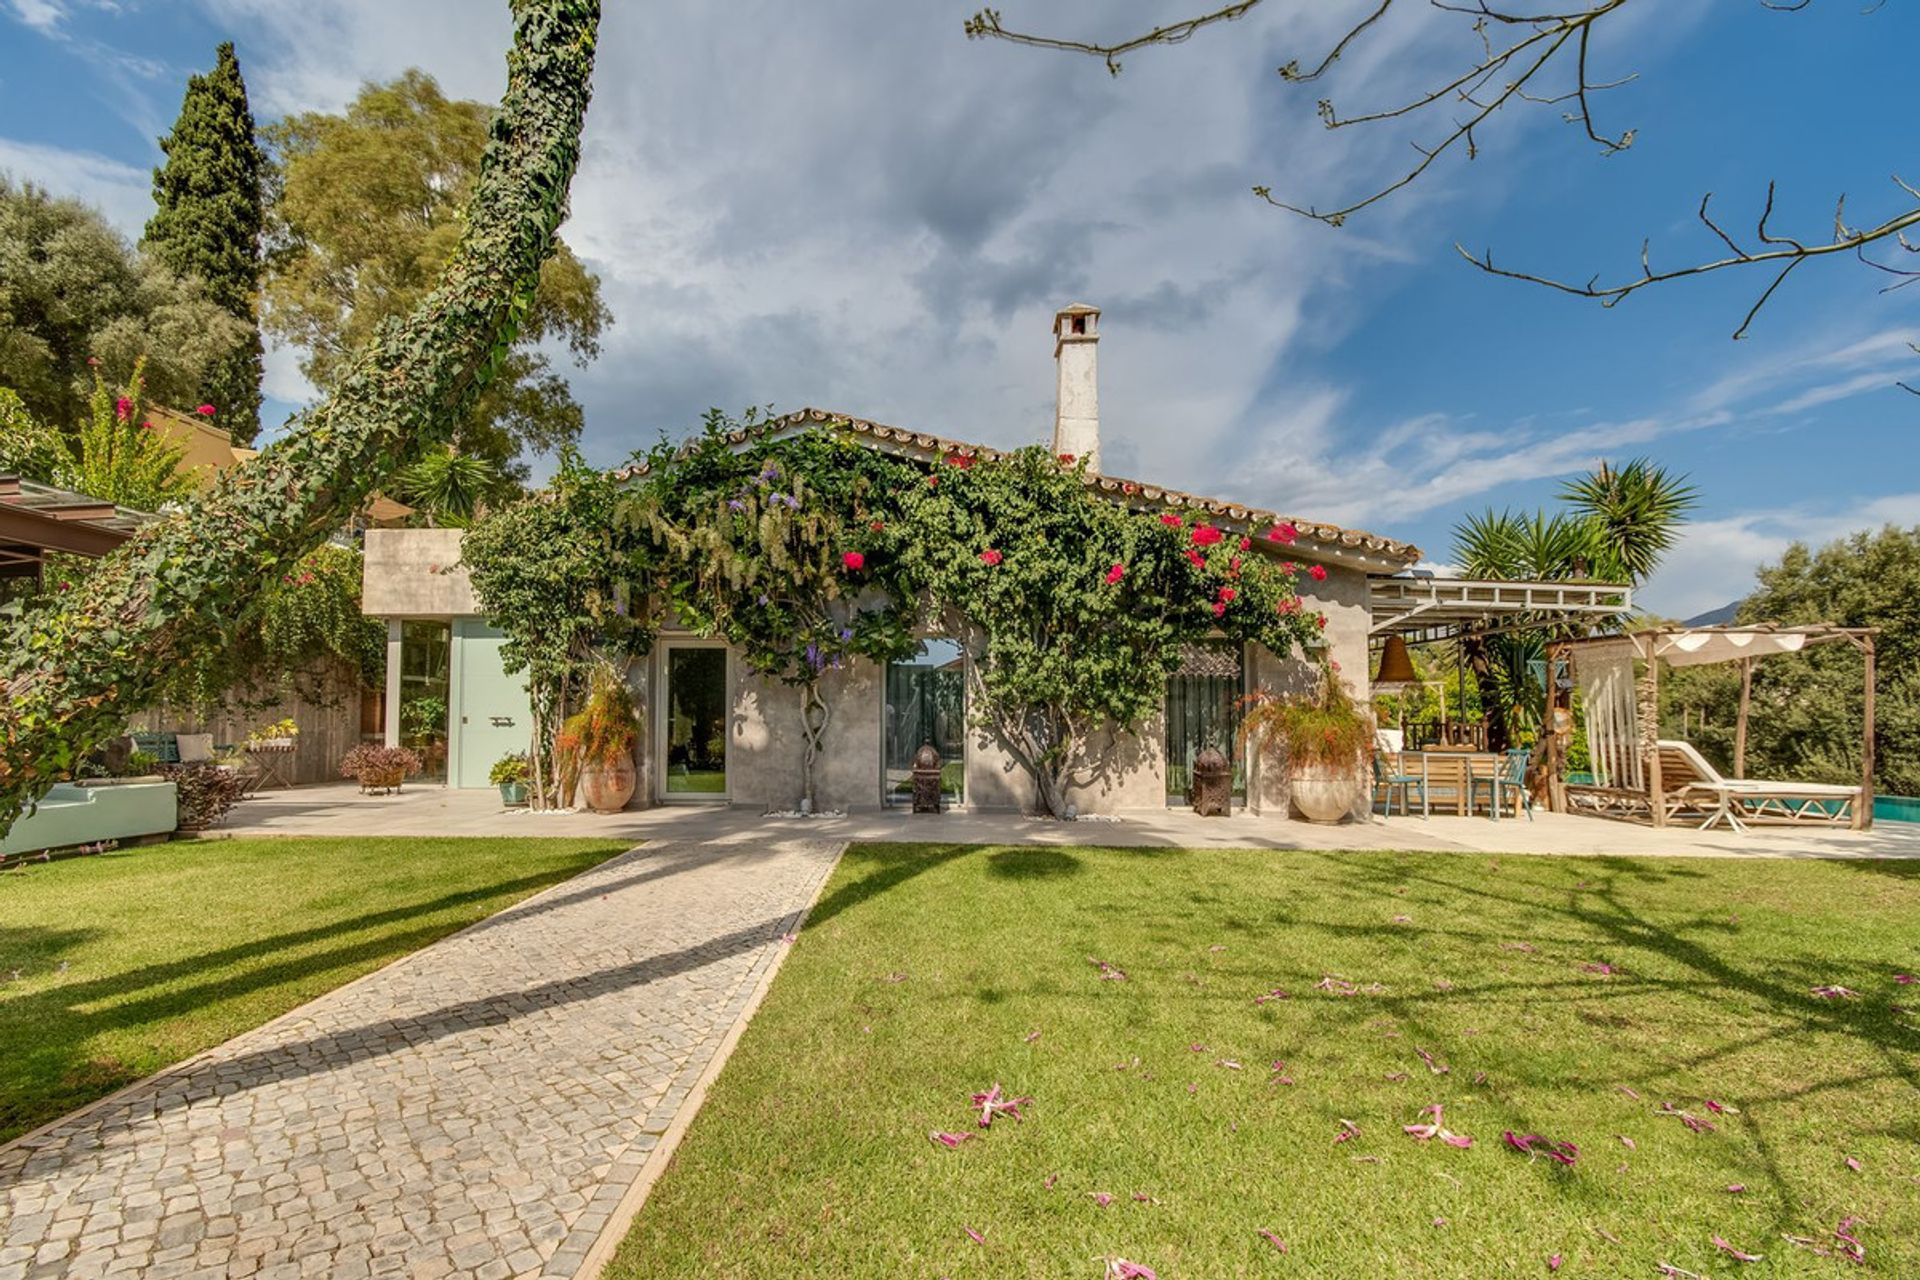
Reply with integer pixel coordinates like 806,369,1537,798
0,835,630,1143
610,844,1920,1278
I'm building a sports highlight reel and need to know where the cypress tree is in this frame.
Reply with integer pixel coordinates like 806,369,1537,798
143,42,266,444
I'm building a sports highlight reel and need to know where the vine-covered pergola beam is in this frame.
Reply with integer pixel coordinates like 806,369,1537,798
0,0,602,835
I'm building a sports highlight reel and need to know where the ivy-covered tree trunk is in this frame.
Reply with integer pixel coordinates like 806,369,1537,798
0,0,601,838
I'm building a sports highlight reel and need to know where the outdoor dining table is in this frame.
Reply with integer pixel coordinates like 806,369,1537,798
1403,750,1503,818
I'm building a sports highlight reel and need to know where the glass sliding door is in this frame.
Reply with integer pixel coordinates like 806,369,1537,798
398,620,451,783
662,646,728,798
1164,642,1245,805
884,639,966,807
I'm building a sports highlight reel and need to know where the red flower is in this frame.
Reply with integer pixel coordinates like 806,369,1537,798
1160,514,1183,527
1309,564,1328,581
1105,563,1126,585
1192,524,1224,547
138,420,155,432
1229,556,1242,575
928,475,939,488
1267,523,1298,544
1277,598,1301,615
114,396,132,421
195,403,216,416
980,549,1003,566
842,551,866,571
1184,548,1205,568
946,453,974,468
1315,613,1328,629
86,356,101,368
1058,453,1076,464
1239,536,1252,551
1122,482,1138,495
869,521,885,532
1213,601,1228,618
1218,587,1236,602
1281,562,1297,575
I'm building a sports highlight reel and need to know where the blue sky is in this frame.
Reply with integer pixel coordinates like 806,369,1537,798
3,0,1914,618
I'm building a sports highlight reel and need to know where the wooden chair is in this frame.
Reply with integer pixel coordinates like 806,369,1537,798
1470,748,1532,821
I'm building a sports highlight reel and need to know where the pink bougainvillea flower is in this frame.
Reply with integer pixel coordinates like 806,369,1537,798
1184,548,1205,569
1392,913,1413,924
1091,1191,1115,1207
841,551,866,571
1267,522,1298,544
1334,1119,1361,1144
1316,974,1360,996
1618,1135,1637,1150
1415,1046,1449,1075
138,419,155,430
1131,1192,1156,1203
1844,1155,1862,1171
1308,563,1328,581
1216,1059,1243,1070
979,548,1003,566
1811,985,1859,999
1057,452,1076,464
1833,1215,1866,1264
1713,1235,1764,1263
1023,1028,1041,1043
1583,962,1617,975
1548,1254,1563,1272
1105,1261,1157,1280
1656,1264,1705,1279
195,403,216,416
1044,1172,1059,1190
1105,563,1126,584
1504,1132,1579,1165
1258,1229,1288,1253
1189,1043,1208,1053
1254,987,1291,1005
1212,601,1228,618
1160,513,1183,527
1217,586,1236,602
1269,1061,1295,1085
114,396,132,420
1087,956,1127,981
1618,1085,1642,1100
1725,1183,1746,1193
1703,1099,1740,1115
1403,1103,1473,1147
929,1131,972,1148
945,452,974,468
964,1226,985,1245
971,1083,1032,1128
1895,973,1916,984
1315,614,1328,629
1192,524,1224,547
1656,1102,1715,1133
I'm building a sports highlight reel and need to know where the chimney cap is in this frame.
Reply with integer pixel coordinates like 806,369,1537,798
1056,302,1100,316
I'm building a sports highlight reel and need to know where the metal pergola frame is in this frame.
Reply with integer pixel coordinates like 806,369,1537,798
1368,576,1632,647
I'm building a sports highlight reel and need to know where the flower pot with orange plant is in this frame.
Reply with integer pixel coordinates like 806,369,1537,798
561,665,638,813
1240,673,1373,823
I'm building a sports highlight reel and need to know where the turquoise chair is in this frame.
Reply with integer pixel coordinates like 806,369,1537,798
1373,752,1427,817
1470,748,1533,821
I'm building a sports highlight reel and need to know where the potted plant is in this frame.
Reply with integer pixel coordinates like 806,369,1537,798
1240,674,1374,823
561,666,638,813
338,744,423,795
490,752,532,807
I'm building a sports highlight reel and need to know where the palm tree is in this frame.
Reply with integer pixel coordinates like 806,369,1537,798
398,449,504,527
1448,458,1698,750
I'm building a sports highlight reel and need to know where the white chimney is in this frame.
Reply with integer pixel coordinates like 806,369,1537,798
1052,302,1100,471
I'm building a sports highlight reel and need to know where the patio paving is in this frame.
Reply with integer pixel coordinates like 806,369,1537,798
216,783,1920,861
0,836,842,1280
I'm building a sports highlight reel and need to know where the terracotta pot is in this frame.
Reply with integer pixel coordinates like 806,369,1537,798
578,755,636,813
1289,765,1363,824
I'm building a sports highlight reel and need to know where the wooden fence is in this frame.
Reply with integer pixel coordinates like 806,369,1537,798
127,664,382,787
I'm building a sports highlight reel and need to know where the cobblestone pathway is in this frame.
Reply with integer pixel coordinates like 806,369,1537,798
0,838,843,1280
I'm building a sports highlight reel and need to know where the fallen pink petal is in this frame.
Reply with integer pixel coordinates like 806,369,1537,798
1416,1046,1450,1075
970,1083,1032,1128
1091,1192,1114,1208
1258,1229,1288,1254
1618,1135,1636,1150
1024,1029,1042,1044
1105,1261,1157,1280
1833,1216,1866,1264
1316,974,1360,996
1713,1235,1764,1262
1504,1131,1578,1165
1548,1255,1563,1272
1334,1119,1361,1144
1656,1102,1715,1134
1895,973,1916,984
929,1131,973,1149
1215,1059,1243,1070
1618,1085,1642,1101
1725,1184,1747,1193
1253,987,1292,1005
1582,962,1617,974
1044,1173,1059,1191
1087,956,1128,982
1656,1264,1705,1279
1811,985,1859,999
1844,1155,1861,1171
964,1227,985,1245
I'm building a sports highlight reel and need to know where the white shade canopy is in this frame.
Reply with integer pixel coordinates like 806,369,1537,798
1654,629,1809,667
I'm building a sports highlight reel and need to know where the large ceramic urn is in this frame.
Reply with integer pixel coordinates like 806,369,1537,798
578,751,637,813
1289,763,1363,824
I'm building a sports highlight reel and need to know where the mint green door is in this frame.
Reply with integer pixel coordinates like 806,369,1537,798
451,619,533,789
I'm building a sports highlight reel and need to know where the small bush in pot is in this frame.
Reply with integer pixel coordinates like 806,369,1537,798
490,752,532,807
338,744,423,795
1240,674,1374,823
156,762,248,832
561,666,637,813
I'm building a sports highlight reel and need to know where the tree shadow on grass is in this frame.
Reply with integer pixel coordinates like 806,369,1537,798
986,848,1083,879
806,843,976,931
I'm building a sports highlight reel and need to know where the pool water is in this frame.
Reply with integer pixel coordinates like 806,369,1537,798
1875,795,1920,824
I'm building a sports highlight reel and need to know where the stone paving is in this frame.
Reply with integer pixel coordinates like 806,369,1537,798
0,837,843,1280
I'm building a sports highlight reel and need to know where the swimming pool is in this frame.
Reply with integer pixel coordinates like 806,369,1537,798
1874,795,1920,824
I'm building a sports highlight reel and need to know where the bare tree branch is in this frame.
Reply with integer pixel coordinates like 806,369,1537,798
962,2,1265,76
1456,180,1920,338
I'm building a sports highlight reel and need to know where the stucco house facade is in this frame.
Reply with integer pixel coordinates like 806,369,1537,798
362,304,1428,815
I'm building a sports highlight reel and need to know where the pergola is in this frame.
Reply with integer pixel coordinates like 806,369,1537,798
0,475,147,580
1368,575,1633,646
1551,623,1878,830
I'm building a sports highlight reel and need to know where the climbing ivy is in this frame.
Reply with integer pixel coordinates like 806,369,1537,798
621,412,922,809
0,0,603,836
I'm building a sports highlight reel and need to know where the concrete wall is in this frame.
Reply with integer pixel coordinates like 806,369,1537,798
362,528,476,617
726,660,882,812
1244,559,1373,820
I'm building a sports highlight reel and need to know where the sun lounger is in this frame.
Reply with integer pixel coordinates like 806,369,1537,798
1655,739,1861,831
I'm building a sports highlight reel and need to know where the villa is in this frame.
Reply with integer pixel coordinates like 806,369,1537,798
361,304,1626,814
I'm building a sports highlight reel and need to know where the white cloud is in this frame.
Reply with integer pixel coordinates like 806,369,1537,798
1638,492,1920,620
0,135,151,233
